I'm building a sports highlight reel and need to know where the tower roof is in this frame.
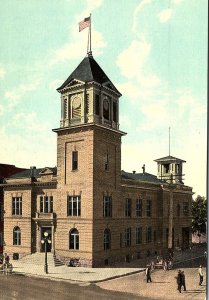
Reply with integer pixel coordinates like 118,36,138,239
57,54,121,95
154,155,186,163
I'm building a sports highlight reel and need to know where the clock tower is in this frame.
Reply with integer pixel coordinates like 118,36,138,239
52,52,125,266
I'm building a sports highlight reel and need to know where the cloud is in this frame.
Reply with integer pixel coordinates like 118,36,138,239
0,66,5,79
132,0,152,34
49,79,64,91
49,29,106,66
12,112,50,133
171,0,184,4
117,38,151,80
157,8,173,23
5,80,40,107
0,126,56,169
0,104,4,116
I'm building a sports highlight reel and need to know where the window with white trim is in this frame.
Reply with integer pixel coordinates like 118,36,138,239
40,196,53,213
69,228,79,250
13,226,21,245
67,196,81,216
12,197,22,216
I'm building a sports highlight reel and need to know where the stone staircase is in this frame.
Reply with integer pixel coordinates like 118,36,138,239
13,252,54,266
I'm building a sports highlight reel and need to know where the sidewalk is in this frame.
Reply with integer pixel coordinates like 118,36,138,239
10,256,145,283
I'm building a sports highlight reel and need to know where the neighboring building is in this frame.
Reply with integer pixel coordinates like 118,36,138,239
0,164,26,254
1,53,193,266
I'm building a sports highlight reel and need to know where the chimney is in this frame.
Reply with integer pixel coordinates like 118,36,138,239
132,170,136,174
30,166,36,178
142,164,145,174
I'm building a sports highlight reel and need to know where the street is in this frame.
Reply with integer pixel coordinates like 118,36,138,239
0,273,148,300
97,257,207,300
0,256,206,300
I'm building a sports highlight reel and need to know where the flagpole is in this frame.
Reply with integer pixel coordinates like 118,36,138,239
89,13,92,55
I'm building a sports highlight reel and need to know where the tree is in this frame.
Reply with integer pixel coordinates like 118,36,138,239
192,195,207,235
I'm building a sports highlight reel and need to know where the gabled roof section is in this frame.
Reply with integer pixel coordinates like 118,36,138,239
154,155,186,163
9,167,57,179
121,170,162,184
57,54,121,95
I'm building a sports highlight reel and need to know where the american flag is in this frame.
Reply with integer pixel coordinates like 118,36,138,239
79,16,90,32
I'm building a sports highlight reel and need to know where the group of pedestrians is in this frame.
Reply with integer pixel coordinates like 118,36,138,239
145,264,204,293
175,265,204,293
176,270,186,293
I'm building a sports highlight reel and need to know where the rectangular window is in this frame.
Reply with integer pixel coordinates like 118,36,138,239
50,196,53,213
183,202,189,216
136,199,142,217
146,199,152,217
103,196,112,217
67,196,81,216
40,196,44,213
40,196,53,213
146,227,152,243
125,198,132,217
12,197,22,216
136,227,142,245
104,153,109,171
72,151,78,170
124,228,131,247
95,94,100,115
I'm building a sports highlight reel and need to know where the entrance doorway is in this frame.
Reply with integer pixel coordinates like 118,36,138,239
41,227,52,252
182,227,190,250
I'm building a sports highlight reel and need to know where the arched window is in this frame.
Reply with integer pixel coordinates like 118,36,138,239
13,226,21,245
69,228,79,250
104,228,111,250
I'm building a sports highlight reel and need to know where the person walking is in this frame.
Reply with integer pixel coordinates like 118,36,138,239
176,269,183,293
181,271,186,291
145,266,152,283
198,265,204,285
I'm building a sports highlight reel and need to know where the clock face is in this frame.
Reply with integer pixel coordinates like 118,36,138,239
103,99,109,110
72,97,81,109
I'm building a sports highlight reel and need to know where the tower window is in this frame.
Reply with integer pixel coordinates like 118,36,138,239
113,101,117,122
103,196,112,217
64,98,68,119
72,151,78,170
95,94,100,115
12,197,22,216
163,164,170,173
104,228,111,250
67,196,81,216
69,228,79,250
13,226,21,245
104,152,109,171
103,98,110,120
85,94,89,115
183,202,189,216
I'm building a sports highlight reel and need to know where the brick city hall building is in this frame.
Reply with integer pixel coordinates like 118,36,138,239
1,53,193,266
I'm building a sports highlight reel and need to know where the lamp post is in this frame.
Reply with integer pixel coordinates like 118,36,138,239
41,231,51,274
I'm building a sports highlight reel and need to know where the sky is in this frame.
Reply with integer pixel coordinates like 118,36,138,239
0,0,207,197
